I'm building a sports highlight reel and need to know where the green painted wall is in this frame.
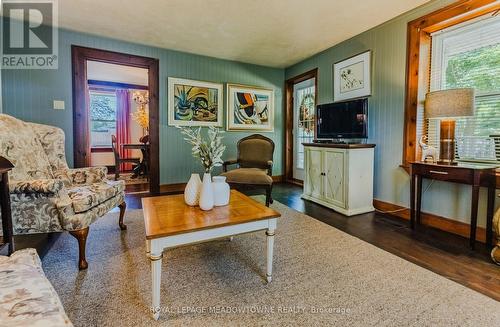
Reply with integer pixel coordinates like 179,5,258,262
286,0,498,227
1,29,285,184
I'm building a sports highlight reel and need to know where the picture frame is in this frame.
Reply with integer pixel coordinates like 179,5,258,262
226,84,274,131
168,77,223,127
333,51,371,102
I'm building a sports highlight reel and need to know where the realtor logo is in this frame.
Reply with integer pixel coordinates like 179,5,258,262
1,0,58,69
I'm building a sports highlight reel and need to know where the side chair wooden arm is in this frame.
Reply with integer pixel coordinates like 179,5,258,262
223,159,238,172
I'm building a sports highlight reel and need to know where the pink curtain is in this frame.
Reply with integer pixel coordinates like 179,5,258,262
116,89,132,170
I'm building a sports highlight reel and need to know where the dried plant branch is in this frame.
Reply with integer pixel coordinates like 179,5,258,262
177,126,226,173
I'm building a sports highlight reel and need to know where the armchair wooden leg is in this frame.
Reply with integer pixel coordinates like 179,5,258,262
265,185,273,207
118,201,127,230
115,164,120,181
69,227,89,270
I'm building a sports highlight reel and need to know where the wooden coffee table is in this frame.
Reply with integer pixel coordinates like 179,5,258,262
142,190,280,320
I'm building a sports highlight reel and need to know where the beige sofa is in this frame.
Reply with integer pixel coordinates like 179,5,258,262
0,114,127,269
0,249,72,326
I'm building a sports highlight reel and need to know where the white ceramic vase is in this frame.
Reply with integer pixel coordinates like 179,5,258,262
184,173,201,206
212,176,230,206
199,173,214,211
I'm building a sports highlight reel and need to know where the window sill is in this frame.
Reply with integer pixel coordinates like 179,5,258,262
90,147,112,153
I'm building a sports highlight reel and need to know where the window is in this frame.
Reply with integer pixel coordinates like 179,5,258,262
427,14,500,163
403,0,500,169
89,90,117,148
295,85,315,169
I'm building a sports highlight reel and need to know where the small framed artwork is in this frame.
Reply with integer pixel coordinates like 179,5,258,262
333,51,371,102
226,84,274,131
168,77,223,127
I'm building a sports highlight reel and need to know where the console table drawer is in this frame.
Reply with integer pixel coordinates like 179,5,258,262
411,164,473,184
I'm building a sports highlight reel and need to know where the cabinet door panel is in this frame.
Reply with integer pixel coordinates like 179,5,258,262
304,148,322,198
323,150,345,208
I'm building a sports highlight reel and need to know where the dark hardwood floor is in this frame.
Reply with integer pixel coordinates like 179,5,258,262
12,182,500,301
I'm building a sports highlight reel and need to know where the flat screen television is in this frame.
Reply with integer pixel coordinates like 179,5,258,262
316,98,368,139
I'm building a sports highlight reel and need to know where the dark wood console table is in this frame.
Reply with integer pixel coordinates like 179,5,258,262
0,157,14,255
409,161,497,249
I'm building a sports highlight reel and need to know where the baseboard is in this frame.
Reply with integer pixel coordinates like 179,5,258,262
160,175,284,194
272,175,284,182
286,178,303,186
159,183,185,193
373,199,487,243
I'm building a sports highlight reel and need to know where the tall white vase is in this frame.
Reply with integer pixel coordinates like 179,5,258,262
212,176,230,206
199,173,214,211
184,173,201,206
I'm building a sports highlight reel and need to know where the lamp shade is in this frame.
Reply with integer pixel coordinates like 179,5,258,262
424,88,475,119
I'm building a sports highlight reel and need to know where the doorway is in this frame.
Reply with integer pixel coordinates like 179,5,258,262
71,46,160,194
285,69,318,184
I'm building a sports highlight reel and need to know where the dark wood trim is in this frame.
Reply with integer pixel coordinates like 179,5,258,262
287,178,303,187
373,199,487,243
402,0,500,170
284,68,318,183
160,183,186,194
90,147,112,153
71,45,160,194
302,143,376,149
272,175,284,183
87,79,148,90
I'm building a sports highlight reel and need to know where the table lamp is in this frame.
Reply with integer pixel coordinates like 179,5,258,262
424,88,475,165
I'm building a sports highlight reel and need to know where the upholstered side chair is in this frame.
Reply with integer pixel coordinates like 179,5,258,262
222,134,274,206
0,114,127,270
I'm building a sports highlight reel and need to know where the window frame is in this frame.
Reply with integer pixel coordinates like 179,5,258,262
428,14,500,163
88,89,118,149
294,83,316,170
402,0,500,170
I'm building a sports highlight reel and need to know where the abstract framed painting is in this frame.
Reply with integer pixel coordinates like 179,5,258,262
168,77,223,127
333,51,371,102
226,84,274,131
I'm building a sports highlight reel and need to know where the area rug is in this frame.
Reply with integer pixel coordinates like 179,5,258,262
41,199,500,326
107,173,148,186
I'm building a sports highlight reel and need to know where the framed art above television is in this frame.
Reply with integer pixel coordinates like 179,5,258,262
333,51,371,102
226,84,274,131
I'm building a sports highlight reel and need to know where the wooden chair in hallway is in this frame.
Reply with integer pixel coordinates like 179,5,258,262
111,135,141,181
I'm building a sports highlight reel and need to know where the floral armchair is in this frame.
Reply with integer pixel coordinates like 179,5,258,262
0,114,127,269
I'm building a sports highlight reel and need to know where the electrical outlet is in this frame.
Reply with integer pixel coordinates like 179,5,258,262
53,100,65,110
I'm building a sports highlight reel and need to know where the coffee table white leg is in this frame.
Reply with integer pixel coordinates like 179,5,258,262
150,251,163,320
266,229,275,283
145,240,151,257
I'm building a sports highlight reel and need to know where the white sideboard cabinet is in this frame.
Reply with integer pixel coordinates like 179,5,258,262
302,143,376,216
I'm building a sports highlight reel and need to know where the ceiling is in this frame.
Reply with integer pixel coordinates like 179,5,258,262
58,0,431,68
